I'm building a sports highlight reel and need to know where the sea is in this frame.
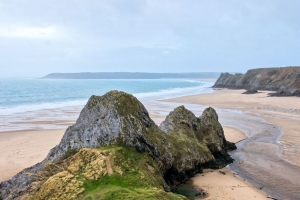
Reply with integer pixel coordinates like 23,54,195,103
0,78,214,132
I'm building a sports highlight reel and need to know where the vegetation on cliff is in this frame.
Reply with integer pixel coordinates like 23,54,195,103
0,91,235,200
213,66,300,96
30,146,185,200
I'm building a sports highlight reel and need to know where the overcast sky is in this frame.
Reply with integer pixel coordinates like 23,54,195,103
1,0,300,77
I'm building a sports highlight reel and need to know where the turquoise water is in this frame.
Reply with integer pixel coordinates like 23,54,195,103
0,78,213,131
0,78,213,114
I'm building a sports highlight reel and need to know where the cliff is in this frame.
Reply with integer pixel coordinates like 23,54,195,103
213,67,300,96
0,91,235,200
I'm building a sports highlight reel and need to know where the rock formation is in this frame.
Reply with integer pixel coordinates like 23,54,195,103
213,67,300,96
0,91,235,200
242,89,258,94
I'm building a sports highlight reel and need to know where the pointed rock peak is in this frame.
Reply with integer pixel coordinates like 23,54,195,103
197,107,226,153
87,90,148,115
201,107,219,122
159,105,198,133
45,90,155,163
173,105,193,115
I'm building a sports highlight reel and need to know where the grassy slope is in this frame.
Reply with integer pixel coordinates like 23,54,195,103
30,146,185,200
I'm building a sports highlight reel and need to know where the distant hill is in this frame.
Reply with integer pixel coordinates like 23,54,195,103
41,72,220,79
213,66,300,96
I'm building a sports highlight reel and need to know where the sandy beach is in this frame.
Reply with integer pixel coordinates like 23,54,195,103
192,168,267,200
201,127,267,199
223,126,247,144
0,129,65,182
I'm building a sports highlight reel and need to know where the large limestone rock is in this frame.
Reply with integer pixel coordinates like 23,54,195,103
46,90,158,162
159,106,233,173
0,91,235,199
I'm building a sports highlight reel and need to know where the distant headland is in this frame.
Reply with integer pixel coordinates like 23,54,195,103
41,72,221,79
213,66,300,96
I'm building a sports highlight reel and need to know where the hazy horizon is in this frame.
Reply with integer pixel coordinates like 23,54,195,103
1,1,300,77
1,71,223,79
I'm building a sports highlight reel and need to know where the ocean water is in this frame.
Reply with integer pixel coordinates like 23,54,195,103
0,78,214,131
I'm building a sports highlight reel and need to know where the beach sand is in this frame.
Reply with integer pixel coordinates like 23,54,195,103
192,168,267,200
192,126,267,199
0,129,65,182
163,88,300,199
223,126,247,143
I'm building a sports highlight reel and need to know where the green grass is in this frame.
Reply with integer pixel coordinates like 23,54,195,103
77,146,185,200
30,146,185,200
81,187,184,200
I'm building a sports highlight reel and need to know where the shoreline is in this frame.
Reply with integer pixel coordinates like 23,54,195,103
163,88,300,199
0,79,215,133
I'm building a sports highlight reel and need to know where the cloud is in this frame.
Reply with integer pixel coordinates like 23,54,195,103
1,0,300,77
0,25,63,39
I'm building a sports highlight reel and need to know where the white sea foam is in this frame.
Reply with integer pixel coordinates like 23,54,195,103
135,81,213,100
0,99,87,116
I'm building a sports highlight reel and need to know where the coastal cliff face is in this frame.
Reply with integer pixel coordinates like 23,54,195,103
0,91,235,200
213,67,300,96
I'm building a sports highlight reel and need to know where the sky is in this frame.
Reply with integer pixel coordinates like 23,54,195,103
1,0,300,77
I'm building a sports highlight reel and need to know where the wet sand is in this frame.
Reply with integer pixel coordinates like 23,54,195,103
164,89,300,199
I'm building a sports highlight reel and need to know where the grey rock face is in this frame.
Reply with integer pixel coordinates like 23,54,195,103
159,106,234,186
0,91,234,199
213,67,300,97
199,107,226,152
160,106,199,133
46,91,154,162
